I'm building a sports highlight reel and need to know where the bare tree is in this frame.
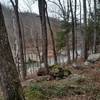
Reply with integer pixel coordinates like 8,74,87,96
79,0,84,58
93,0,97,53
45,2,57,64
35,32,42,66
0,3,25,100
10,0,26,79
38,0,49,73
69,0,75,60
23,0,43,67
49,0,71,64
83,0,88,60
74,0,78,59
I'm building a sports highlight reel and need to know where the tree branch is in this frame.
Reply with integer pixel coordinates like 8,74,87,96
48,0,62,11
10,0,15,8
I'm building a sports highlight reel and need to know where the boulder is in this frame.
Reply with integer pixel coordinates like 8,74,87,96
37,67,48,76
87,53,100,63
72,63,82,69
84,61,95,68
84,61,91,66
68,74,85,82
64,69,72,77
49,64,64,79
36,75,50,82
37,64,72,80
49,64,71,79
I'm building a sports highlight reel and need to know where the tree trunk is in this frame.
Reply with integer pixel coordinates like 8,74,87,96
79,0,84,58
74,0,78,60
38,0,49,73
0,4,25,100
35,33,42,67
66,33,71,64
83,0,88,60
93,0,97,53
70,0,75,61
10,0,26,80
45,3,57,64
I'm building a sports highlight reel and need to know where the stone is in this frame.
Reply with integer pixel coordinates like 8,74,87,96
87,53,100,63
49,64,71,79
37,67,48,76
68,74,85,82
72,63,82,69
64,69,72,77
49,64,64,79
84,61,91,66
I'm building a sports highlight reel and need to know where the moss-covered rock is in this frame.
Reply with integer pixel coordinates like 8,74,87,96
37,64,71,80
49,64,71,79
64,69,72,77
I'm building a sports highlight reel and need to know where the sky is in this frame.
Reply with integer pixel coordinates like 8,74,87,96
0,0,62,18
0,0,39,13
0,0,95,19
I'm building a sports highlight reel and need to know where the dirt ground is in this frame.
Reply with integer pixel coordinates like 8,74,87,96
0,61,100,100
22,61,100,100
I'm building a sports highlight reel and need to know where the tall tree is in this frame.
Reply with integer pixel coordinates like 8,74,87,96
38,0,49,73
10,0,26,79
74,0,78,59
49,0,71,64
45,2,57,64
93,0,97,53
35,32,42,66
79,0,84,58
69,0,75,60
83,0,88,60
0,3,25,100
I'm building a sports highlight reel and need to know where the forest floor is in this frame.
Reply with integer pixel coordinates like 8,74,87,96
0,61,100,100
23,61,100,100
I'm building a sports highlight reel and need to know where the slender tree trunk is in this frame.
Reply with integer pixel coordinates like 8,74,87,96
35,33,42,67
70,0,75,61
21,19,27,77
66,33,71,64
0,4,25,100
83,0,88,60
87,0,92,53
38,0,49,73
45,3,57,64
93,0,97,53
74,0,78,60
79,0,83,58
10,0,26,80
36,46,41,67
66,0,71,64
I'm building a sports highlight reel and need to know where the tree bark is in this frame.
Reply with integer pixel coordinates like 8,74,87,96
0,3,25,100
10,0,26,80
38,0,49,73
93,0,97,53
79,0,84,58
83,0,88,60
45,2,57,64
74,0,78,60
35,32,42,67
66,33,71,64
70,0,75,61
